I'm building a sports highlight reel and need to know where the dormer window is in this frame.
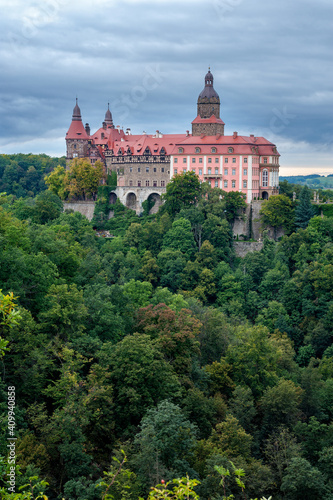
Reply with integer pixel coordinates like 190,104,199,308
178,147,184,154
228,147,233,154
160,147,166,155
195,147,201,154
211,147,217,153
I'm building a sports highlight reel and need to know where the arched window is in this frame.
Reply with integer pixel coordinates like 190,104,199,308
211,147,217,153
228,147,233,153
262,169,268,187
195,147,201,153
178,147,184,154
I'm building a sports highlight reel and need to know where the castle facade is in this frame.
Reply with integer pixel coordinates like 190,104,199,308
66,70,280,212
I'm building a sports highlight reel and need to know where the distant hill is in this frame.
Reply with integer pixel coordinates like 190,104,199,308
0,153,66,198
280,174,333,189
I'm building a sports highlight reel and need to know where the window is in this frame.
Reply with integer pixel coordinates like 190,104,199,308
215,167,219,174
153,167,156,172
199,168,202,175
161,180,165,187
208,158,212,163
208,168,211,174
146,180,149,187
138,167,141,172
243,168,247,176
199,158,203,163
263,169,268,187
192,158,196,163
183,168,186,173
130,167,133,173
161,167,164,172
232,180,236,188
244,158,248,163
225,158,228,163
195,147,201,153
232,168,236,175
178,147,184,153
192,168,196,173
224,168,228,175
211,147,217,153
243,180,247,188
224,180,228,188
183,157,187,163
232,158,236,163
215,180,218,187
174,168,178,175
215,158,219,163
153,180,157,187
228,147,233,153
264,158,268,164
146,167,149,173
138,180,141,187
174,158,178,163
129,180,133,186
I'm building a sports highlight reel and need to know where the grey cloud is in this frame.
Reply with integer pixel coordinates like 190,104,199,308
0,0,332,170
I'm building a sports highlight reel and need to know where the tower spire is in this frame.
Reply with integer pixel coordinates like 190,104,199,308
72,98,82,121
104,102,114,127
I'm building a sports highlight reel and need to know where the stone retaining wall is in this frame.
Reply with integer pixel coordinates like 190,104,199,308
63,201,96,221
234,241,264,258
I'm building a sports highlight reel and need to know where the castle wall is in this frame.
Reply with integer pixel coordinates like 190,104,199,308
192,122,225,136
234,241,264,258
63,201,95,221
112,186,165,214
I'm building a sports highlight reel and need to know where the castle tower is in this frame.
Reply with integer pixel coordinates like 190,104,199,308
104,103,114,128
192,69,225,136
65,98,89,162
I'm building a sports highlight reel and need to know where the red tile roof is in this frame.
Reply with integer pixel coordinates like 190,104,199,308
191,114,225,125
66,120,89,140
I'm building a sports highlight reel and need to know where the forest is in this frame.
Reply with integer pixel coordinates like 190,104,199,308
0,154,333,500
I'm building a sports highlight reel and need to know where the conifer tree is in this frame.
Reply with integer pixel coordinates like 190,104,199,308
294,186,315,229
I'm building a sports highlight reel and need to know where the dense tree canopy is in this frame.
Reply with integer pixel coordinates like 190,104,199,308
0,170,332,500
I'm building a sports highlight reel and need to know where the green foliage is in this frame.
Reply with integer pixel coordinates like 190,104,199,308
134,401,198,488
162,171,202,216
0,153,65,198
294,186,315,229
260,194,294,239
2,160,333,500
105,333,181,434
223,190,247,226
146,476,200,500
280,457,329,499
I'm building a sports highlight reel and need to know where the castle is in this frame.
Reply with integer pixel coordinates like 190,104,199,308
66,70,280,213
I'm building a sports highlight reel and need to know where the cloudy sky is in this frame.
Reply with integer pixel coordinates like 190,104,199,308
0,0,332,175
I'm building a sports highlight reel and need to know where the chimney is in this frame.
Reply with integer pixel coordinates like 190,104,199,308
102,121,107,130
233,131,238,139
85,123,90,135
186,130,189,137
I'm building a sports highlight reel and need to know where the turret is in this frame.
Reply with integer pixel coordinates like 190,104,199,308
65,99,89,162
192,69,225,136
